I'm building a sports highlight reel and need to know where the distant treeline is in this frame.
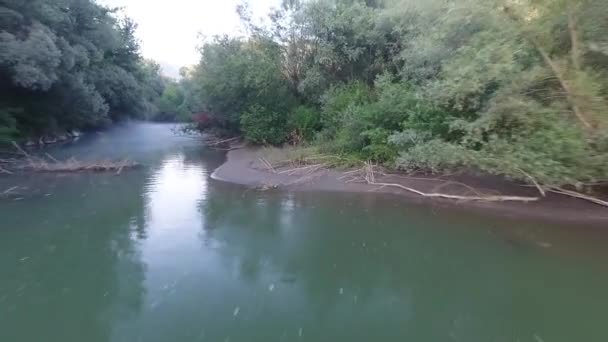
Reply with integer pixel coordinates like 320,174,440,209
177,0,608,188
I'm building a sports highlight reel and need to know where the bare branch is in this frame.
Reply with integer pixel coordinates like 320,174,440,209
362,162,538,203
204,136,241,147
45,153,59,163
1,186,18,196
11,141,33,160
518,168,546,197
547,187,608,208
0,166,12,174
534,45,592,129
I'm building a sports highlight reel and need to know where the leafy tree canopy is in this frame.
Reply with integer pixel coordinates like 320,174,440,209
180,0,608,187
0,0,167,140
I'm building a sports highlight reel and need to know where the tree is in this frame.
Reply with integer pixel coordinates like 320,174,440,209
153,83,187,122
0,0,165,140
188,35,294,134
182,0,608,187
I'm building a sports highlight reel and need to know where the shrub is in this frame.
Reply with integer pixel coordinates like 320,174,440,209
0,108,19,145
320,81,375,137
361,128,398,162
288,105,321,142
240,104,288,145
393,139,474,173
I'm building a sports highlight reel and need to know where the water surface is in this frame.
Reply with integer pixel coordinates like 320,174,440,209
1,123,607,342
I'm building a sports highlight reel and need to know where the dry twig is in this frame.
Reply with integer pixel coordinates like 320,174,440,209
0,166,12,174
517,168,546,197
258,157,277,173
1,186,18,197
204,136,241,147
45,153,60,163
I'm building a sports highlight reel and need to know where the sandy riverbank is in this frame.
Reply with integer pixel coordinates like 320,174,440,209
211,147,608,225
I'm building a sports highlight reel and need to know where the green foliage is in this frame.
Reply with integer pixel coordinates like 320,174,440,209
181,0,608,187
240,104,288,145
387,0,608,186
0,0,165,139
360,127,398,162
320,81,375,137
153,83,189,122
0,107,19,144
288,105,321,142
188,36,294,134
392,139,474,174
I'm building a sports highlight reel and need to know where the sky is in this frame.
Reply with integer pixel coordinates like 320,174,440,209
98,0,281,76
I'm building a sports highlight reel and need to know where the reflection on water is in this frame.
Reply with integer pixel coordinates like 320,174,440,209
143,155,208,239
1,123,607,342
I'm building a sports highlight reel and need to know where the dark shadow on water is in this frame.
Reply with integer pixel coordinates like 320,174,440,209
0,170,148,342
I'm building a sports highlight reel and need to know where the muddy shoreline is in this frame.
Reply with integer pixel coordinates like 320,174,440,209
211,147,608,225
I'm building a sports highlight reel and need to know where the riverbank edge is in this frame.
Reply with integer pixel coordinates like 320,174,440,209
211,147,608,225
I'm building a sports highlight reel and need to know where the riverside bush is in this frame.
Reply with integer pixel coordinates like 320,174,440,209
179,0,608,188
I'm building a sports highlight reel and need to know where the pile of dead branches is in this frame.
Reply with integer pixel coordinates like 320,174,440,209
18,157,138,174
202,136,243,150
1,142,139,175
257,156,330,186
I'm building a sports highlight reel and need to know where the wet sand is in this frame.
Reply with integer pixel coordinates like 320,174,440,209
211,147,608,225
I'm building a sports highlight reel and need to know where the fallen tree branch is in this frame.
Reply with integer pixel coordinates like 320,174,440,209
278,163,325,176
1,186,18,197
204,136,241,147
431,180,484,197
362,162,538,203
116,160,126,175
518,168,546,197
365,180,538,202
258,157,276,173
0,166,12,174
12,141,32,160
546,187,608,208
45,153,59,163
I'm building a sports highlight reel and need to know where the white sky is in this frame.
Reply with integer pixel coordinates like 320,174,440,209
98,0,281,74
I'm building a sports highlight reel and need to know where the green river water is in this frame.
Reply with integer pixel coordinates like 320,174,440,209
1,123,607,342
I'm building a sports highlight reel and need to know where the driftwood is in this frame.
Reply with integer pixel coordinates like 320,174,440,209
361,162,608,207
278,163,325,176
546,186,608,208
361,162,539,203
258,157,277,173
210,136,240,146
6,141,139,174
1,186,18,196
19,158,139,174
203,136,241,147
518,168,546,197
0,166,12,174
0,186,20,199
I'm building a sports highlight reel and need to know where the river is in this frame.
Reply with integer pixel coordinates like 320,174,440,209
0,123,607,342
